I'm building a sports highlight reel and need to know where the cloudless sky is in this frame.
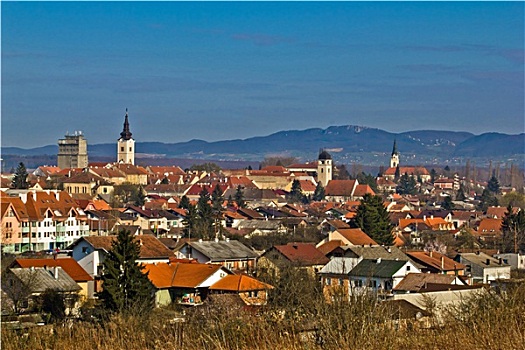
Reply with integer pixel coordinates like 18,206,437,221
2,2,524,148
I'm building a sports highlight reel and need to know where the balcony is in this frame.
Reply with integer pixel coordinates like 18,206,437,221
56,225,66,233
21,227,30,233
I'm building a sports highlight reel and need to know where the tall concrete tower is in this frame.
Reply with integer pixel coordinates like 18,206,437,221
317,149,333,187
390,140,399,168
117,109,135,165
57,131,88,169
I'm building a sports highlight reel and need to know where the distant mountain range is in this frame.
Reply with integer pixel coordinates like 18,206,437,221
2,126,524,168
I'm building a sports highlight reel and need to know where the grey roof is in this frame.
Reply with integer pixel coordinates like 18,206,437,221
343,246,410,261
189,240,259,261
236,219,282,230
349,259,407,278
459,252,510,268
8,267,81,293
319,257,359,275
393,273,464,292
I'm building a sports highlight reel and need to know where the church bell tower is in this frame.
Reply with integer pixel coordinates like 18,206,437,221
117,109,135,165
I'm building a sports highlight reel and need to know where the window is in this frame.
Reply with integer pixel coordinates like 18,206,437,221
406,265,411,271
82,246,89,254
129,147,132,151
339,278,344,286
121,147,124,152
325,277,331,286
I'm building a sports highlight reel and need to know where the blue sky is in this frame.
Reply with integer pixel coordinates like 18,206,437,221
2,2,524,148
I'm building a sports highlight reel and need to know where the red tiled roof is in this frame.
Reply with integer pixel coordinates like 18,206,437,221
325,180,357,196
406,251,466,272
273,242,329,266
384,167,429,176
13,258,93,282
316,240,345,255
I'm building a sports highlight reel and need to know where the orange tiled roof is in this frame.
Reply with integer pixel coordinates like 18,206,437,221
13,258,93,282
477,218,502,233
209,274,273,292
384,166,429,176
353,184,375,197
336,228,378,246
80,235,174,259
143,262,223,289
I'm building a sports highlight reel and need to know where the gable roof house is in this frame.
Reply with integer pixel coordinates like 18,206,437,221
10,258,93,300
317,228,378,248
176,240,259,274
392,273,468,294
346,258,420,295
142,262,232,307
209,274,274,306
68,234,173,295
2,266,82,314
258,242,329,278
455,252,511,284
405,251,466,275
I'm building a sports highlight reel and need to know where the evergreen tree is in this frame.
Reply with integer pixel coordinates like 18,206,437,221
441,196,455,210
227,195,235,208
478,188,499,212
160,177,169,184
211,184,225,236
487,175,500,194
394,165,401,181
288,179,305,203
501,204,525,253
98,229,155,315
234,185,246,208
130,185,146,207
456,186,466,201
182,203,198,237
354,194,394,245
11,162,29,189
397,173,417,195
312,182,325,201
430,169,437,183
179,195,191,210
197,188,214,239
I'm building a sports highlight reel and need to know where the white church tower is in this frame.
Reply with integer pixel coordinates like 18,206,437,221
117,109,135,165
390,140,399,168
317,149,333,187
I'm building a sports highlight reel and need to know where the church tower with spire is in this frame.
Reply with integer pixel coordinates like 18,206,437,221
117,109,135,165
390,140,399,168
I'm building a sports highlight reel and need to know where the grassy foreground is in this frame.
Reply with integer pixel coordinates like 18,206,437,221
2,283,524,350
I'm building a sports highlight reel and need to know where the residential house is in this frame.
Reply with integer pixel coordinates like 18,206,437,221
109,163,148,185
10,258,93,301
2,266,81,314
176,240,259,273
68,234,174,295
405,251,466,275
258,242,329,278
143,262,231,307
494,252,525,270
317,228,378,248
392,273,468,294
1,196,29,253
456,252,511,284
346,258,420,295
209,274,274,306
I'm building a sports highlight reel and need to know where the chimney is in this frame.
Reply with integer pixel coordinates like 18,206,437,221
54,266,59,279
376,258,382,264
430,251,433,258
498,258,502,265
441,257,445,270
